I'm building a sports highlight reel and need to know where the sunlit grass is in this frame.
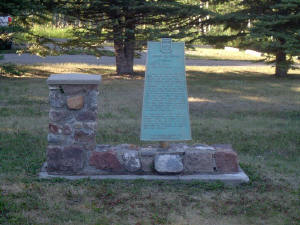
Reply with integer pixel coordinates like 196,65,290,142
31,24,74,39
0,64,300,224
186,47,265,61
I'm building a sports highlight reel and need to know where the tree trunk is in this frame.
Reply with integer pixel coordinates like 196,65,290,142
275,40,288,77
113,18,135,75
114,40,135,75
275,51,288,77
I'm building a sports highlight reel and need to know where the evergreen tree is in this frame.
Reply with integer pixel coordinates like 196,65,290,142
1,1,210,75
49,0,209,75
0,0,52,76
201,0,300,77
0,0,55,54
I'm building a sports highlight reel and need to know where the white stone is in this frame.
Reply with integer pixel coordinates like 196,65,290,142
123,152,141,172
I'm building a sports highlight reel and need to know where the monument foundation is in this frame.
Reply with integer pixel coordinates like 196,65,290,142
41,73,249,184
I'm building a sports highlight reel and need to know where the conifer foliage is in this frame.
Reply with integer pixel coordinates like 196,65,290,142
203,0,300,77
52,0,208,75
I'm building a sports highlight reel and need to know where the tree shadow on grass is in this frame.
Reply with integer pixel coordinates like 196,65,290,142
0,64,146,80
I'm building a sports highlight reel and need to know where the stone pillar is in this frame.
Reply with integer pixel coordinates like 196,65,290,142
46,73,101,174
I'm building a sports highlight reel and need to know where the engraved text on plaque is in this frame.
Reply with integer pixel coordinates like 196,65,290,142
141,39,191,141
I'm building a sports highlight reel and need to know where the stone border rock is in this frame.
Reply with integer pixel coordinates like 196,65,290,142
44,142,249,184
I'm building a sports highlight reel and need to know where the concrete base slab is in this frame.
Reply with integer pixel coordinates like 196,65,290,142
39,165,249,185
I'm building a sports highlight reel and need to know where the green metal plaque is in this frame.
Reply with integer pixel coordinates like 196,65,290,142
141,38,191,141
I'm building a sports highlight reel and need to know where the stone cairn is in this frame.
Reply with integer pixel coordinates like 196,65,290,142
46,74,240,176
47,74,100,174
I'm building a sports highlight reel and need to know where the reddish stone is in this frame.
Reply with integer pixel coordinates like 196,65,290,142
49,123,59,134
215,148,239,173
76,111,97,121
49,124,72,135
89,151,123,171
74,130,94,143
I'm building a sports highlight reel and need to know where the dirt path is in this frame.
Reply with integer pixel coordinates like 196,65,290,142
1,52,267,67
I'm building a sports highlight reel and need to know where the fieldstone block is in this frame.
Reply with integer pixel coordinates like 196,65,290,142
74,130,95,143
49,124,72,135
49,123,59,134
47,146,84,173
73,122,83,129
47,147,63,172
47,133,64,144
67,95,84,110
89,151,123,171
87,90,98,111
62,124,72,135
62,146,85,172
49,110,70,123
76,111,97,122
49,90,65,108
122,151,141,172
215,148,239,173
154,154,183,174
183,150,216,173
140,156,154,172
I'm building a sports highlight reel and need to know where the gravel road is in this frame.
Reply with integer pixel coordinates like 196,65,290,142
1,52,267,67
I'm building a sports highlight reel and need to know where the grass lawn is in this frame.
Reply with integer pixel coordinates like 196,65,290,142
185,48,265,61
0,64,300,225
31,25,74,39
